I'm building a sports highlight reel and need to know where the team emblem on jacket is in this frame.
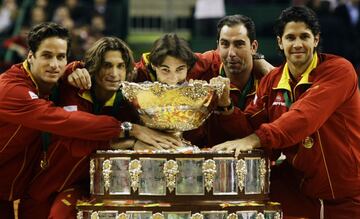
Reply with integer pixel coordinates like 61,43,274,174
28,91,39,99
63,105,78,112
302,136,314,148
272,94,286,106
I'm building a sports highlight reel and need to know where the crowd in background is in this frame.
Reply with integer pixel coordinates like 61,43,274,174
0,0,360,75
0,0,360,215
0,0,127,71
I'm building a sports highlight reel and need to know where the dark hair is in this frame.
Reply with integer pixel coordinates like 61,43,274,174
149,33,197,68
27,22,71,56
84,36,134,80
216,14,256,43
274,6,321,55
274,6,321,38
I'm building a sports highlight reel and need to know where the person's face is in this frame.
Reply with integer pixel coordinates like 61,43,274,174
218,24,258,76
154,55,188,85
66,0,78,8
31,7,46,25
35,0,48,8
28,37,67,86
91,16,105,32
55,6,70,20
277,21,319,70
95,50,126,92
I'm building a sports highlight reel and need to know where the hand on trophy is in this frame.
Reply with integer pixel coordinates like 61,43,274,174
131,124,182,149
209,76,231,107
133,140,157,151
211,133,261,157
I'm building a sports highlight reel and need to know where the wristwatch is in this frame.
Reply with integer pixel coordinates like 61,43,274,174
121,121,133,139
252,52,265,60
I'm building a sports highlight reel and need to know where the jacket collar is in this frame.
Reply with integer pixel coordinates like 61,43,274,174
142,52,157,82
23,60,40,91
78,90,116,107
275,52,318,91
219,62,258,96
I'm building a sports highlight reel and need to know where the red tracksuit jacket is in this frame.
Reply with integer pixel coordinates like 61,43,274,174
219,53,360,200
0,62,122,200
26,61,140,201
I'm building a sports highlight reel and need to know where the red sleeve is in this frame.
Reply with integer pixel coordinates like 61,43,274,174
188,50,222,81
256,58,358,149
62,61,84,78
206,71,273,144
207,108,254,146
0,84,121,141
183,123,208,147
59,138,110,157
134,53,154,82
244,78,272,130
134,61,152,82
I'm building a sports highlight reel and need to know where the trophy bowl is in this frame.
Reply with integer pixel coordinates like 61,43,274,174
121,81,222,132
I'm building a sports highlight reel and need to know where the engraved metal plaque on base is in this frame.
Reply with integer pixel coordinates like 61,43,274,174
201,211,228,219
176,158,204,195
163,212,191,219
139,158,166,196
126,211,152,219
109,158,131,195
213,158,237,195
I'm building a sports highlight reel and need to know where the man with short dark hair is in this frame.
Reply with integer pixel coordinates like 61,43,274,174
213,6,360,219
189,14,273,146
0,22,179,218
0,22,117,217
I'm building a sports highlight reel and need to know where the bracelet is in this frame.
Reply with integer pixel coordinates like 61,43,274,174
252,53,265,60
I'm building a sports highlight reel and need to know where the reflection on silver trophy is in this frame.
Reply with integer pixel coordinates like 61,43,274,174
122,80,223,148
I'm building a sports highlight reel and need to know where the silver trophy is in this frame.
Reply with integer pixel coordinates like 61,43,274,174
121,80,223,149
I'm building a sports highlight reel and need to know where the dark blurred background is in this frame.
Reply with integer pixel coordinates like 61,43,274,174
0,0,359,76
